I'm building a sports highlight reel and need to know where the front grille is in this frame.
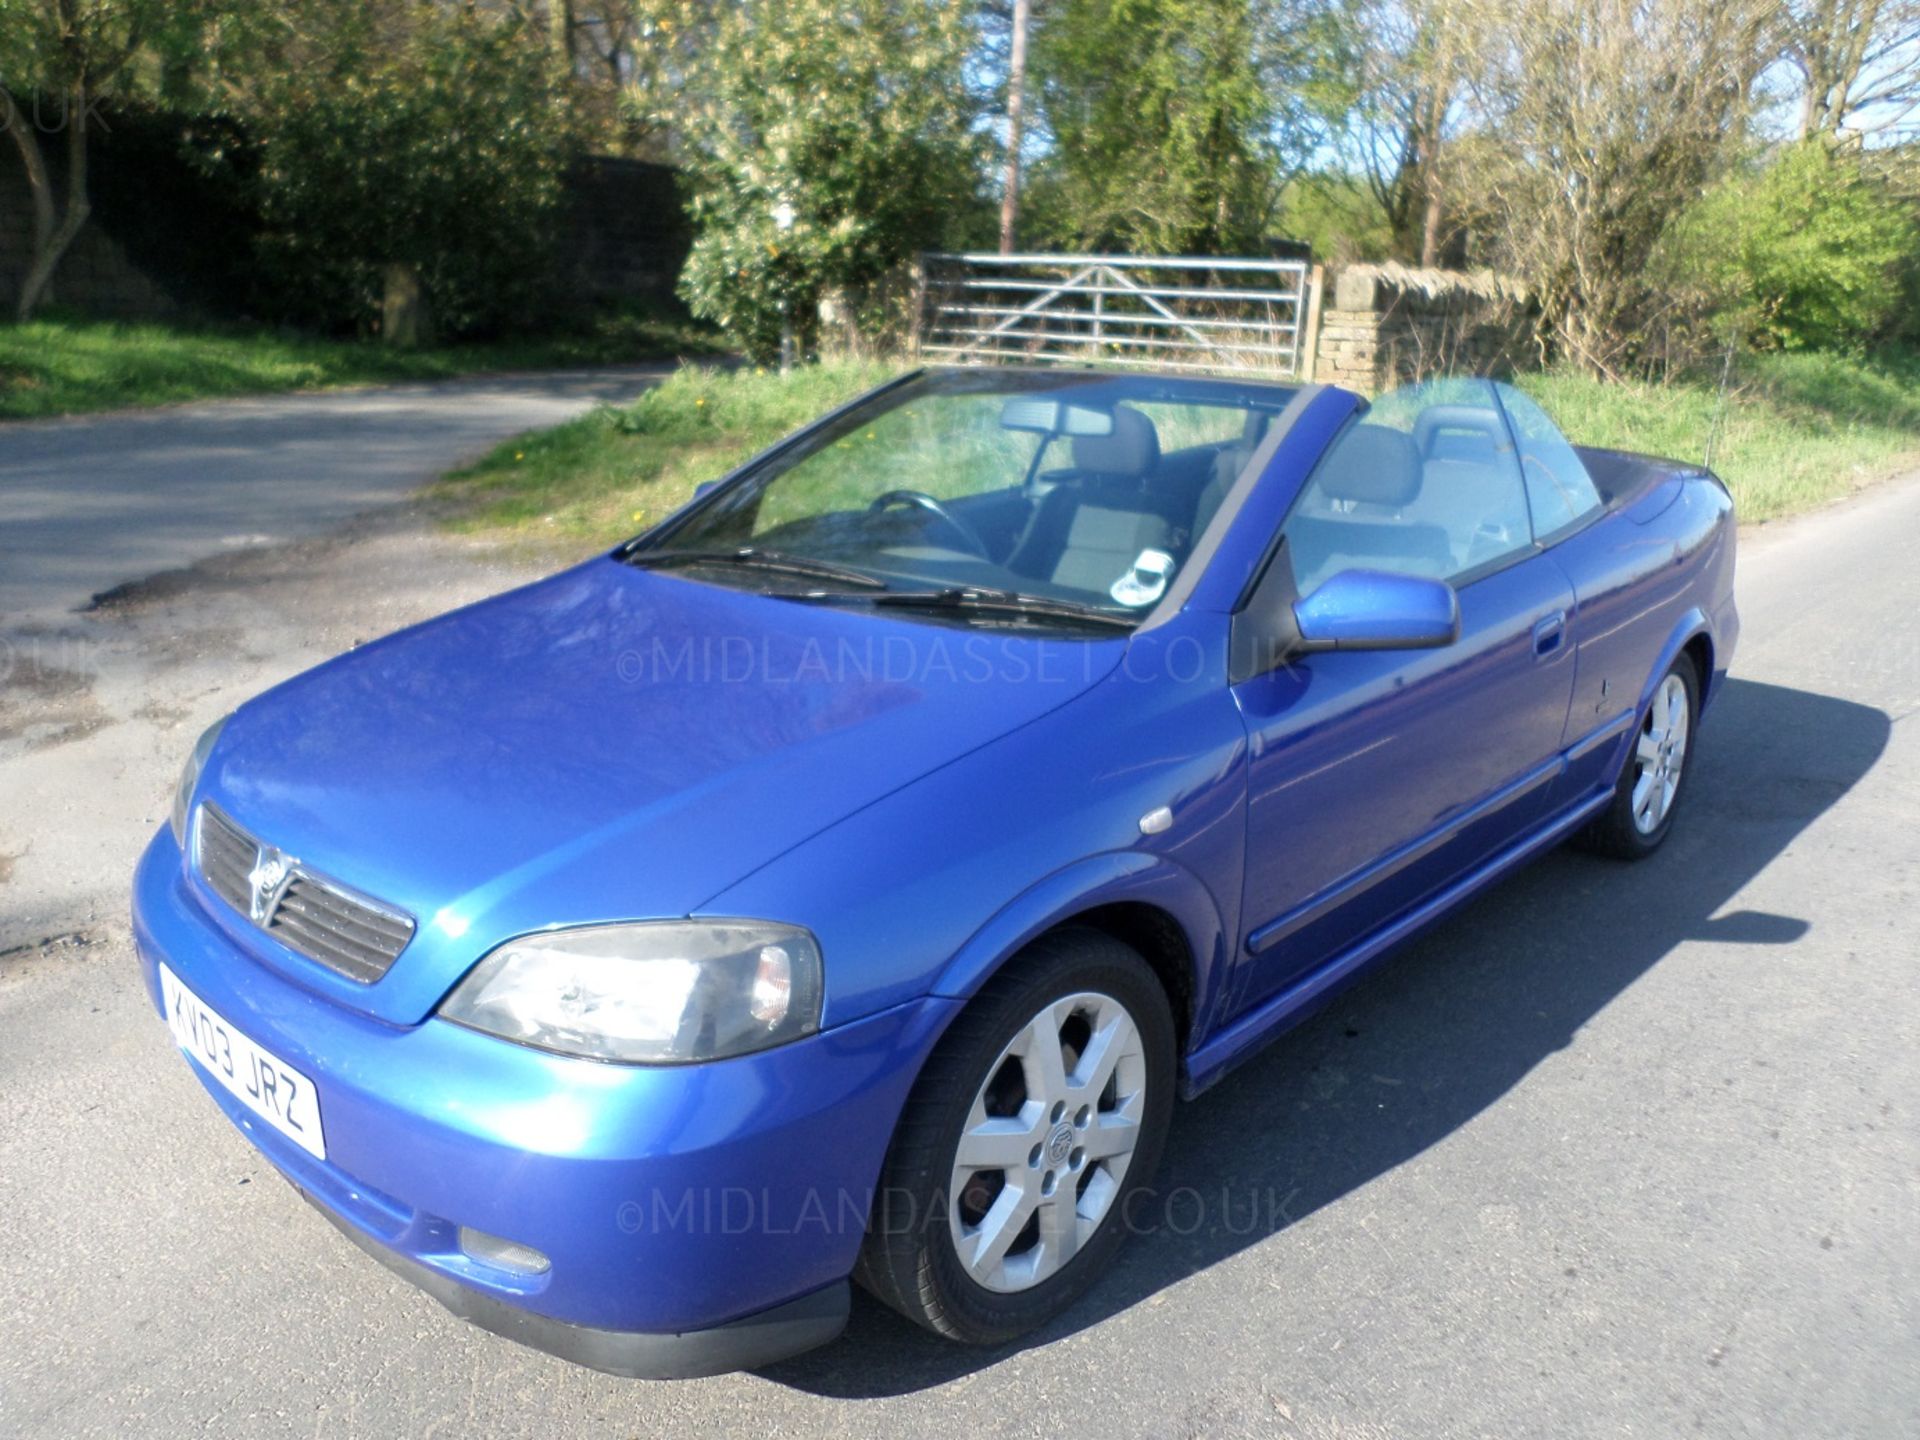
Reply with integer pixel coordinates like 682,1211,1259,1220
197,804,258,914
194,803,414,984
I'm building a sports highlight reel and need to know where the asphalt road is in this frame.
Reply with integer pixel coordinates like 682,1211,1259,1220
2,451,1916,1437
0,367,664,629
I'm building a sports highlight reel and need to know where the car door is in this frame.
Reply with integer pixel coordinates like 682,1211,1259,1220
1490,381,1665,804
1228,379,1577,1014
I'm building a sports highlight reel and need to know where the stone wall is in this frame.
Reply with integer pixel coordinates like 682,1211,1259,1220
1312,262,1534,393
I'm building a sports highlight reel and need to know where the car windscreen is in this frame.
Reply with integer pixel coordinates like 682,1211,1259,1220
629,370,1298,624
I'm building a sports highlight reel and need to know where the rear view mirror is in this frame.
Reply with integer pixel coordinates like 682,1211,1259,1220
999,398,1115,437
1294,569,1459,652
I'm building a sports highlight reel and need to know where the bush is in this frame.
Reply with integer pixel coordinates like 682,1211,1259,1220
1669,142,1918,353
244,5,575,339
1275,174,1394,263
644,0,984,362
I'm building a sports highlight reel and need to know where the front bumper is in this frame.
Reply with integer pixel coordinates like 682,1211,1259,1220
307,1192,850,1378
132,829,956,1375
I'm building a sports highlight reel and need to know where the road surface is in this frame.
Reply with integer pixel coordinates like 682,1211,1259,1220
0,367,664,629
0,457,1914,1437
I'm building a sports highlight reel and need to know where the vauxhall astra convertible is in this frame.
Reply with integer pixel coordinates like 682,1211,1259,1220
136,367,1738,1377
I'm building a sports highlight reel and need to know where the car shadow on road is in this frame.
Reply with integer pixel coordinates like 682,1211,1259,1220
759,677,1890,1397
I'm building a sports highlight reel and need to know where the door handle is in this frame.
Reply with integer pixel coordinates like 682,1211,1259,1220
1532,610,1567,656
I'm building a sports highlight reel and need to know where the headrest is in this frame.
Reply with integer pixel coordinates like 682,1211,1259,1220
1072,405,1159,478
1414,404,1507,461
1317,424,1420,507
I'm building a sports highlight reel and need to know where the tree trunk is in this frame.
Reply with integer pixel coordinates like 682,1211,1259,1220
382,263,430,347
1415,80,1450,268
8,86,93,322
549,0,574,73
1418,184,1444,267
2,89,54,320
998,0,1031,255
1791,0,1883,137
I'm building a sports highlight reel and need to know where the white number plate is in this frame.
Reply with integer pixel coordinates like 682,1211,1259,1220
161,963,326,1160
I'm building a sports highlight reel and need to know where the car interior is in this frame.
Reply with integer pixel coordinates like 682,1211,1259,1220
997,406,1275,595
766,399,1283,611
689,377,1567,617
1283,392,1536,594
922,385,1537,606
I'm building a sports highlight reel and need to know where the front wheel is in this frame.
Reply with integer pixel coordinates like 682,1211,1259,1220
1577,652,1700,859
857,928,1176,1344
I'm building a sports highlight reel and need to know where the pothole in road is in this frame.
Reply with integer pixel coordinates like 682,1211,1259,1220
0,927,103,968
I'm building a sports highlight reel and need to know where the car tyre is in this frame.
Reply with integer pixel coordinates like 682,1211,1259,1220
857,926,1176,1344
1577,651,1700,860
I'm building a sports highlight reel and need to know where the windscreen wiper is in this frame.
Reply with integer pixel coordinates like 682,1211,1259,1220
623,546,889,590
789,586,1137,632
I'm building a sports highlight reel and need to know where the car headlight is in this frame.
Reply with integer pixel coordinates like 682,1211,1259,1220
170,717,227,846
438,921,824,1064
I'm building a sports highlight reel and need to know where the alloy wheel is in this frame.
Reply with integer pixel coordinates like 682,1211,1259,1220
947,991,1148,1294
1631,672,1691,834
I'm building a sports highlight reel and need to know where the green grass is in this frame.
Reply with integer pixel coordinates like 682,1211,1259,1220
1518,349,1920,524
0,306,725,422
436,358,902,542
435,349,1920,548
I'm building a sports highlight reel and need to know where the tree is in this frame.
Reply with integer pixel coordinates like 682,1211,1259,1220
999,0,1032,253
1028,0,1342,254
1343,0,1482,264
634,0,985,360
235,3,575,341
1668,140,1918,350
517,0,644,150
0,0,173,320
1464,0,1774,373
1782,0,1920,139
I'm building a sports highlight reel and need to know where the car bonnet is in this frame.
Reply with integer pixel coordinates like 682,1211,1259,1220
190,556,1126,1024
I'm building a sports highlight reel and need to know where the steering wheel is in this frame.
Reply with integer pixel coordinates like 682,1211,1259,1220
866,489,991,559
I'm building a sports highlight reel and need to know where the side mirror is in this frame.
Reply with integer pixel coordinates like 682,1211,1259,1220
1293,569,1459,652
693,480,720,500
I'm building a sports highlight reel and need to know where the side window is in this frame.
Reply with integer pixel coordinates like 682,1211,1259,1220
1283,379,1534,595
1495,383,1603,539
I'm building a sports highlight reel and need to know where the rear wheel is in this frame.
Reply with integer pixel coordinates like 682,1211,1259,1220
1577,653,1699,859
857,927,1175,1343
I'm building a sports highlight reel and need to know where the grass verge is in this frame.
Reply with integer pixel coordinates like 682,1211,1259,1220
0,306,725,422
1520,349,1920,523
436,349,1920,548
435,359,901,543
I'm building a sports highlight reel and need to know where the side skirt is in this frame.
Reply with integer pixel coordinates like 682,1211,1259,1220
1179,785,1613,1099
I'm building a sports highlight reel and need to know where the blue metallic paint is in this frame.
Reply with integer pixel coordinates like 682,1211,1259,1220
137,831,957,1333
1233,546,1579,1010
711,614,1251,1039
192,563,1123,1027
131,370,1738,1367
1292,568,1461,650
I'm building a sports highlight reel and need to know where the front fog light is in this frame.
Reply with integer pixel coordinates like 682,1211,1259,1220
458,1226,551,1276
439,920,824,1064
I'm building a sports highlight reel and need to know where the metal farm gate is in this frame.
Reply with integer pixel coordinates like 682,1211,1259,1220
916,252,1321,379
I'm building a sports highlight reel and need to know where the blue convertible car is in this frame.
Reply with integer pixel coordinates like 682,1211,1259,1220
135,367,1737,1376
